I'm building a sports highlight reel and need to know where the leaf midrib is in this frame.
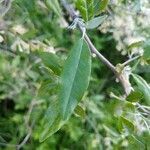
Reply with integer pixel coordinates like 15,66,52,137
63,42,83,117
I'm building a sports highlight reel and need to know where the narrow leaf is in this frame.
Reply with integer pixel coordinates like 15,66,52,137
121,116,135,133
143,40,150,63
40,116,62,142
76,0,88,21
127,41,144,51
86,15,107,29
74,104,86,118
132,74,150,105
59,39,91,120
76,0,94,21
40,100,62,142
126,90,143,102
93,0,101,15
128,135,145,149
87,0,94,20
100,0,109,12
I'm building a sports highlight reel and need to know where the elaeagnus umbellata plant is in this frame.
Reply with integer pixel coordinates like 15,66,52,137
38,0,150,145
0,0,149,149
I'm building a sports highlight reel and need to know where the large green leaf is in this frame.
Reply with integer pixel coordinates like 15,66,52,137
40,99,63,142
132,74,150,105
40,116,62,142
59,39,91,120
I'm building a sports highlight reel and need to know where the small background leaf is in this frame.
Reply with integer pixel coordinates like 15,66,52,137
99,0,109,12
120,116,135,133
74,104,86,118
126,90,143,102
132,74,150,105
76,0,94,21
128,135,145,150
86,15,107,29
127,41,144,51
143,40,150,64
45,0,62,17
38,51,62,75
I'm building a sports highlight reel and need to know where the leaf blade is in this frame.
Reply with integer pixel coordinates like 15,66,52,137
59,39,91,120
132,74,150,105
86,15,107,29
126,90,143,102
40,99,62,142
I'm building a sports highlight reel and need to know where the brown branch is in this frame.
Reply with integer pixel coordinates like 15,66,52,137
60,0,132,96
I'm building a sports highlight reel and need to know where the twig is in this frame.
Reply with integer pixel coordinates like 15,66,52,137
84,33,116,73
16,130,32,150
60,0,132,96
136,103,150,115
17,100,44,150
122,55,141,66
0,100,44,150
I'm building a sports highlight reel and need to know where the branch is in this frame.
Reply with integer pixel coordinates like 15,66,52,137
16,130,32,150
122,55,141,66
60,0,132,96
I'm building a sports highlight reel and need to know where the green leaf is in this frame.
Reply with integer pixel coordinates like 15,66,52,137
126,90,143,102
59,39,91,120
123,101,135,113
40,116,62,142
44,100,59,127
128,135,145,150
118,117,123,132
40,99,63,142
38,79,58,98
45,0,62,17
120,116,135,133
127,41,144,52
86,15,107,29
128,41,144,50
99,0,109,12
87,0,94,20
74,104,86,118
76,0,94,21
143,40,150,63
38,51,62,75
93,0,101,15
93,0,109,16
132,74,150,105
